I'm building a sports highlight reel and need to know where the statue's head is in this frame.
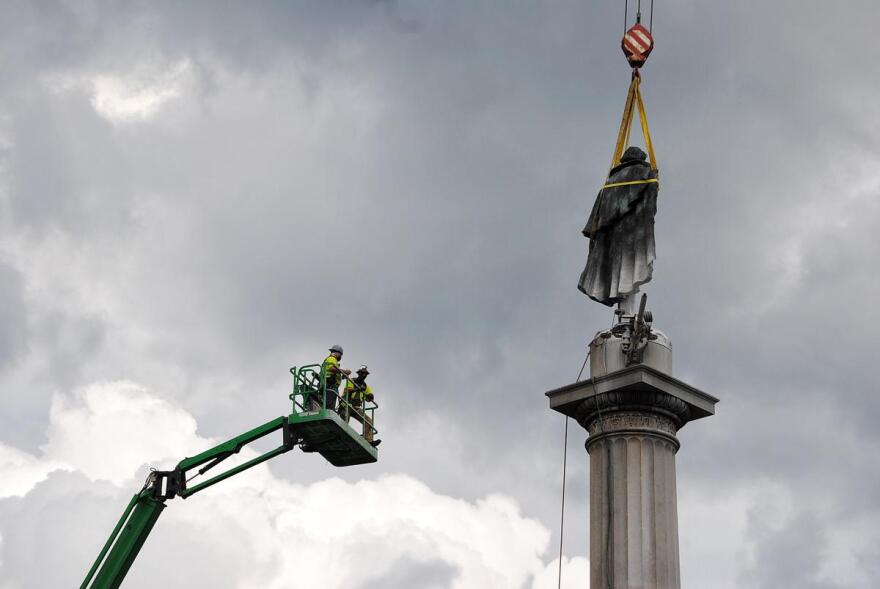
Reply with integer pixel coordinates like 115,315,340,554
621,146,647,162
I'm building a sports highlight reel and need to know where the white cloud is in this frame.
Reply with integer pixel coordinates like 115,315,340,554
531,557,590,589
0,381,581,589
90,60,192,123
0,443,62,499
41,380,202,484
47,59,193,125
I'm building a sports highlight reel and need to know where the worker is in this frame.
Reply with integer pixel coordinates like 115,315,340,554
341,365,380,447
319,345,350,411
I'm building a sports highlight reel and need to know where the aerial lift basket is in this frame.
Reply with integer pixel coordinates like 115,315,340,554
289,364,378,467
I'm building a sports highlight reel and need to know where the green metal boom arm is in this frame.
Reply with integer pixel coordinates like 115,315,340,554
81,416,297,589
176,415,294,497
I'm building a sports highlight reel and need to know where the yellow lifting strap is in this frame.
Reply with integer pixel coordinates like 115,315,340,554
602,178,659,190
610,75,658,172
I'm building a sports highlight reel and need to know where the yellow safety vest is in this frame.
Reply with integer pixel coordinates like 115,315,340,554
322,355,341,388
345,380,372,405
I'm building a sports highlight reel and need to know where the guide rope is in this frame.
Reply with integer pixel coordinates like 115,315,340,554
557,418,568,589
557,348,591,589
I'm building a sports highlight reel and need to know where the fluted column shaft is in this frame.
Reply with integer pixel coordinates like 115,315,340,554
579,395,686,589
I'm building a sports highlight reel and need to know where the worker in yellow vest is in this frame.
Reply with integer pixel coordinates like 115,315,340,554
342,365,380,447
319,345,350,411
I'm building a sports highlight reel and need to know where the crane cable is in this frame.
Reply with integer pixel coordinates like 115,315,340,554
625,0,655,30
558,3,658,586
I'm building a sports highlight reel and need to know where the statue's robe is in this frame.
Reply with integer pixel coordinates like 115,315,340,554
578,152,658,306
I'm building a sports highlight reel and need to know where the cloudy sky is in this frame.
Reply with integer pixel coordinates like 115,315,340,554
1,1,879,587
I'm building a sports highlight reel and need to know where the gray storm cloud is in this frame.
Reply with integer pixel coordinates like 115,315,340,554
0,1,879,587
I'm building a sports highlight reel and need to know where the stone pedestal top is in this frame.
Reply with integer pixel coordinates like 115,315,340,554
545,364,719,430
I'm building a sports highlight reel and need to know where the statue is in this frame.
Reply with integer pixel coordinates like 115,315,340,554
578,146,658,307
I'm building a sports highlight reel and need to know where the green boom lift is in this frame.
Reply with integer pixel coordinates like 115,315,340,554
81,364,379,589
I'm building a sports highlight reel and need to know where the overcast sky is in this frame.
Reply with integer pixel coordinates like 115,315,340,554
1,1,879,588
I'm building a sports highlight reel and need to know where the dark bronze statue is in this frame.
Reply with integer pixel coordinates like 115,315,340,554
578,146,658,307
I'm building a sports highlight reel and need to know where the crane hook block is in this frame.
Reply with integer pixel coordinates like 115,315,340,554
622,23,654,69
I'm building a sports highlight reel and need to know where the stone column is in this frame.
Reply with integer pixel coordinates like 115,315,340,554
579,393,688,589
546,365,717,589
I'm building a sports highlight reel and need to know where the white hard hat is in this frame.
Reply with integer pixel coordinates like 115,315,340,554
329,345,344,354
357,364,369,374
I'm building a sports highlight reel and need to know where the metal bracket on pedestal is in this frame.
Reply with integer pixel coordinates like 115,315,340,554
614,293,654,365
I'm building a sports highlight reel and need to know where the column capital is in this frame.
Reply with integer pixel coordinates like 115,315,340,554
575,389,690,431
545,364,718,432
583,409,681,452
